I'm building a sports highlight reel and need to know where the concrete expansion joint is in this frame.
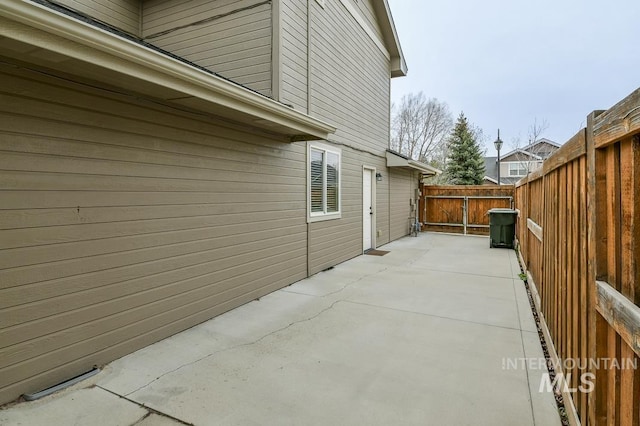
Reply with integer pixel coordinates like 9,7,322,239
510,252,538,425
320,266,392,297
416,266,515,280
129,411,152,426
402,250,432,267
96,386,193,426
343,299,524,332
121,301,343,398
282,265,393,298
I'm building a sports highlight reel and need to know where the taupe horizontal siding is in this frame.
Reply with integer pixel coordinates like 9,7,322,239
142,0,272,96
308,0,390,155
375,167,390,247
53,0,140,36
0,63,305,404
142,0,263,36
354,0,384,41
280,0,308,111
389,169,414,241
307,148,388,274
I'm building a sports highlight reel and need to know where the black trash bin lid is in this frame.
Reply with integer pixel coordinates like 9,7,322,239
488,208,517,214
487,207,518,214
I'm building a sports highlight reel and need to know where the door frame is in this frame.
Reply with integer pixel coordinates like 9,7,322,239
362,166,377,252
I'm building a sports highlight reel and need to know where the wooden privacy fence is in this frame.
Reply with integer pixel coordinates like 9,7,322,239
420,185,514,235
515,89,640,425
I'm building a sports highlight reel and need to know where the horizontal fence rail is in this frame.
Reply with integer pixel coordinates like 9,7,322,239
515,88,640,425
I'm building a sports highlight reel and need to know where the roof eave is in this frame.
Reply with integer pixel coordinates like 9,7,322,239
374,0,407,78
501,149,543,161
390,57,408,78
0,0,336,141
386,151,441,175
409,160,441,176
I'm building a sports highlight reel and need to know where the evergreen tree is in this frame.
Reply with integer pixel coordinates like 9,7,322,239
445,112,485,185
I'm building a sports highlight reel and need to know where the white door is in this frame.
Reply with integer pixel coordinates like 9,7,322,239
363,169,373,251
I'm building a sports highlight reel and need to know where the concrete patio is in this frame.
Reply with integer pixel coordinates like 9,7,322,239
0,233,561,426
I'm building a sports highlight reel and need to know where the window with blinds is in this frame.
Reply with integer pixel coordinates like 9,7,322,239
308,143,341,221
310,149,324,213
326,152,339,213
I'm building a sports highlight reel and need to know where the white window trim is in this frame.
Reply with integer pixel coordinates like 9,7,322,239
307,142,342,223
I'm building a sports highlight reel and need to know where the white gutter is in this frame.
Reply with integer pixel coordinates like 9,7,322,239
0,0,336,140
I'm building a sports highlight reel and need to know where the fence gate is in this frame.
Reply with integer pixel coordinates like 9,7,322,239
420,186,514,235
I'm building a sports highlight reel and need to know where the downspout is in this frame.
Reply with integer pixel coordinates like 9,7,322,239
416,172,421,228
388,168,391,242
306,0,311,114
307,222,310,277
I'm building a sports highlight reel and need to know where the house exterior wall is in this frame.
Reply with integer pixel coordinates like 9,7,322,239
301,0,397,273
0,63,307,403
52,0,141,35
280,0,308,111
351,0,384,41
499,160,542,178
307,149,390,275
142,0,273,96
527,140,559,159
389,168,417,241
0,0,407,404
307,0,390,154
280,1,391,146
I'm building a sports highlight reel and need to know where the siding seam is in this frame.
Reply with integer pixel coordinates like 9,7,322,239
144,0,272,40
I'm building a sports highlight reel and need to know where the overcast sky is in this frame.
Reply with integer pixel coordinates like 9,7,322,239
388,0,640,153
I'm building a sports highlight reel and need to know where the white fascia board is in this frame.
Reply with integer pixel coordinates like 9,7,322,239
0,0,336,140
386,151,441,175
501,149,543,161
375,0,407,77
409,160,441,176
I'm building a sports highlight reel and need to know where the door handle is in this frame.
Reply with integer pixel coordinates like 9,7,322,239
370,206,373,215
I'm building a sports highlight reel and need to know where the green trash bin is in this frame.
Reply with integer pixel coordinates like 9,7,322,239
488,208,517,249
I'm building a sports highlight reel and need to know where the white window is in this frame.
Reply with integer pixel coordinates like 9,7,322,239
508,162,528,176
308,143,341,222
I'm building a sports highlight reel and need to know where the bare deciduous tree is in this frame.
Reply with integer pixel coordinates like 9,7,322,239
391,92,453,164
527,118,550,152
507,118,553,175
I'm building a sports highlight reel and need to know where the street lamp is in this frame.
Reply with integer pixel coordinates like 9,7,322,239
494,129,503,185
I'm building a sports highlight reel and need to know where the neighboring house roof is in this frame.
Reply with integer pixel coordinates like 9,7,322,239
484,156,498,180
371,0,408,77
386,150,441,176
1,0,336,141
502,138,562,161
501,139,561,161
523,138,561,150
501,149,543,162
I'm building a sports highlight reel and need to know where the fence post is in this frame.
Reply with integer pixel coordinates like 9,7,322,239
586,110,607,425
463,196,467,235
523,176,530,268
